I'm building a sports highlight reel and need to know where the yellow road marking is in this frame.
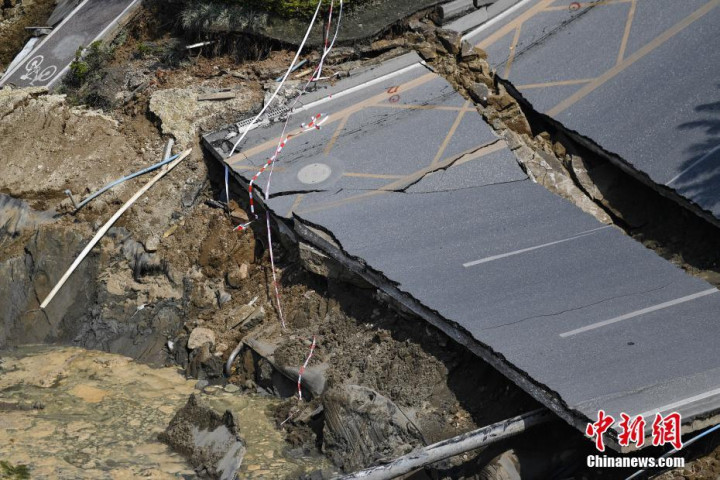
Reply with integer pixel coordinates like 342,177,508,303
477,0,556,50
503,25,524,78
431,100,474,167
287,194,305,216
324,114,349,155
616,0,637,65
226,72,437,165
515,78,595,89
548,0,720,117
297,140,506,215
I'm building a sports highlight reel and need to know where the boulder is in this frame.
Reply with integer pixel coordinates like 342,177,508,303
159,394,245,479
188,327,215,350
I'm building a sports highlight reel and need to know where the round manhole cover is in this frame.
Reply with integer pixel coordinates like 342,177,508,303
297,163,332,184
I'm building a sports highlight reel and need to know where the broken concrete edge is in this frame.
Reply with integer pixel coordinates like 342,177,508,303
499,78,720,232
289,212,720,453
159,393,246,479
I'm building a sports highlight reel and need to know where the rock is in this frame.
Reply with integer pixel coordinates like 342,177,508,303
468,82,490,106
365,38,406,54
488,92,515,111
407,19,424,31
417,45,438,61
460,40,478,60
217,289,232,307
227,263,249,289
437,30,462,54
195,380,209,390
322,384,425,471
144,235,159,252
230,207,249,224
187,344,224,382
299,242,370,288
501,105,533,136
188,327,215,350
224,384,240,393
466,58,487,73
215,343,228,356
159,394,245,480
190,282,216,309
149,87,259,148
228,305,265,331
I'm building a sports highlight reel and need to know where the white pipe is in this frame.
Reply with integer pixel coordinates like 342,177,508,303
40,149,192,309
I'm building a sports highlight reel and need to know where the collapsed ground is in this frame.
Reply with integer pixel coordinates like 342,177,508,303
2,1,720,479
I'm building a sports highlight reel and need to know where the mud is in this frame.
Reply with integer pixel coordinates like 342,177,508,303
0,346,331,478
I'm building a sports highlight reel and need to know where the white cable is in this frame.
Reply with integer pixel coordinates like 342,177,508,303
227,0,324,158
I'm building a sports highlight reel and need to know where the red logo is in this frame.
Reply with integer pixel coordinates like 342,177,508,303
651,412,683,450
618,413,646,448
586,411,683,451
586,410,615,451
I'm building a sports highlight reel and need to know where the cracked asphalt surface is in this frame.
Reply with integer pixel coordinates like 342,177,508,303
467,0,720,223
205,5,720,450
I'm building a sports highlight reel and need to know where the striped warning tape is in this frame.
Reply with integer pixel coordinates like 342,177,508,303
233,113,329,232
298,335,317,401
231,0,342,336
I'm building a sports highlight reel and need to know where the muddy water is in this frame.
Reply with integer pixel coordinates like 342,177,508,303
0,346,330,479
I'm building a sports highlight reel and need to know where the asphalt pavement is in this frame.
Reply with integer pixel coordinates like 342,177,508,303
0,0,139,88
463,0,720,223
205,53,720,449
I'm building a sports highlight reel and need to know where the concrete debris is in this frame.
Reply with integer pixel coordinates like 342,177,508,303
299,242,370,288
228,304,265,331
216,289,232,307
188,327,216,350
144,235,160,252
197,91,237,102
322,384,425,472
159,394,245,480
149,87,261,148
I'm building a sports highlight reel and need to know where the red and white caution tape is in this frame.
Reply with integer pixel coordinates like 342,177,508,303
231,1,342,337
233,113,329,232
297,335,317,401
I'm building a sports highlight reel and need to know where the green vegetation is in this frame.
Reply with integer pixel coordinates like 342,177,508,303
223,0,360,18
67,41,113,87
0,461,30,480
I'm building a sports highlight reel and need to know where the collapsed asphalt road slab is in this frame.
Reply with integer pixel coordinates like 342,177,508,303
0,0,140,88
463,0,720,224
205,58,720,450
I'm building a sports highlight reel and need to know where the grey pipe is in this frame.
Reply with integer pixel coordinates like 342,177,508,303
336,409,553,480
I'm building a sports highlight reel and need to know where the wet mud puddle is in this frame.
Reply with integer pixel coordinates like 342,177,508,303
0,346,329,478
